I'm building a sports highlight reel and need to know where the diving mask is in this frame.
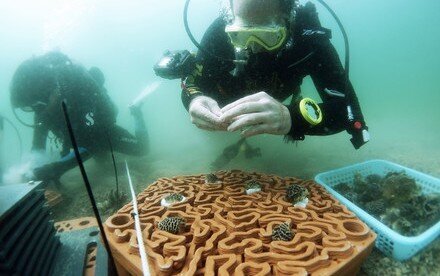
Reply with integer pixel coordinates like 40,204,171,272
20,101,48,113
225,25,287,52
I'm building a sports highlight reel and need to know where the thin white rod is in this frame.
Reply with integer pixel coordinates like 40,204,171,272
125,161,150,276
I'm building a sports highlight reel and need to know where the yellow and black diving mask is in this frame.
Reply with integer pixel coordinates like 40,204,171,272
225,25,287,52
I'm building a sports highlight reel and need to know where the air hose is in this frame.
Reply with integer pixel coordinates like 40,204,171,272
0,114,23,159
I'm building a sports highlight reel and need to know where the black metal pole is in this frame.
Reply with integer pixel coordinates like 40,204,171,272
106,131,120,208
61,101,118,275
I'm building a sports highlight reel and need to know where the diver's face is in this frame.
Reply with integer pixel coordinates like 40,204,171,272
227,0,288,54
23,89,61,119
231,0,285,27
43,92,62,116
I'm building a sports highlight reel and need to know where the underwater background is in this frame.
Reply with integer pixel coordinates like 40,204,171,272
1,0,440,181
0,0,439,274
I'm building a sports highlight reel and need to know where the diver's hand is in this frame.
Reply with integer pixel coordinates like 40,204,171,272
189,95,227,131
220,92,291,137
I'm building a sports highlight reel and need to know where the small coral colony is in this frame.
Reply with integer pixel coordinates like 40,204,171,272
334,171,440,236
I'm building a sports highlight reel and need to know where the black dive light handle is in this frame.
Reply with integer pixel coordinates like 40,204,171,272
347,109,370,149
350,127,369,149
154,50,196,80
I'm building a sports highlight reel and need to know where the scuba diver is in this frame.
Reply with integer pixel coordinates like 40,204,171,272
210,137,261,169
156,0,369,153
10,51,149,182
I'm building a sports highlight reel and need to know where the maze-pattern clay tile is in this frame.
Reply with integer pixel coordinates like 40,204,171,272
104,170,376,275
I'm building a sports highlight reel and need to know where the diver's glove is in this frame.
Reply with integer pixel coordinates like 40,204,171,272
32,163,62,182
220,92,291,137
189,95,227,131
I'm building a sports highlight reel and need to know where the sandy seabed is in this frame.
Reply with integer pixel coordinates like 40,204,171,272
49,137,440,276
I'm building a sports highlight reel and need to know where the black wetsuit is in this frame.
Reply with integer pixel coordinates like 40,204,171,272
32,63,148,181
181,2,367,142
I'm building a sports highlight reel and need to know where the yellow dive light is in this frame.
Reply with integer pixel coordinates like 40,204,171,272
299,98,322,125
225,25,287,51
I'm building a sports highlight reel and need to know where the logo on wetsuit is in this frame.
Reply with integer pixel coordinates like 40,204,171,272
302,29,326,36
85,112,95,126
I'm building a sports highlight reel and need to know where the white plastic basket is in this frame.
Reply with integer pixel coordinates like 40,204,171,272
315,159,440,261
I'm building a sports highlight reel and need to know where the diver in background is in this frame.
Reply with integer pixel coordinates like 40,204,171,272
181,0,369,148
10,51,149,182
210,137,261,169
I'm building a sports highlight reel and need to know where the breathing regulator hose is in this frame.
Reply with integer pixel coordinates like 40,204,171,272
0,114,23,160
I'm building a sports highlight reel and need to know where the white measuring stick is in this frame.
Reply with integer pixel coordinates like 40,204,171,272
125,161,150,276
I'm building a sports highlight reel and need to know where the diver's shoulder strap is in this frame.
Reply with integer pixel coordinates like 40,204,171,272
295,2,332,42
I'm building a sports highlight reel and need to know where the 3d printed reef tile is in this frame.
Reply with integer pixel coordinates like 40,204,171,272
104,170,376,275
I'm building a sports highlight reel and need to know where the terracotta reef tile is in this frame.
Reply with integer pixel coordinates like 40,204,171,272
104,170,376,275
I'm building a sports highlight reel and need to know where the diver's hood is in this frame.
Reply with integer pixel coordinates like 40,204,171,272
10,52,72,109
229,0,286,27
